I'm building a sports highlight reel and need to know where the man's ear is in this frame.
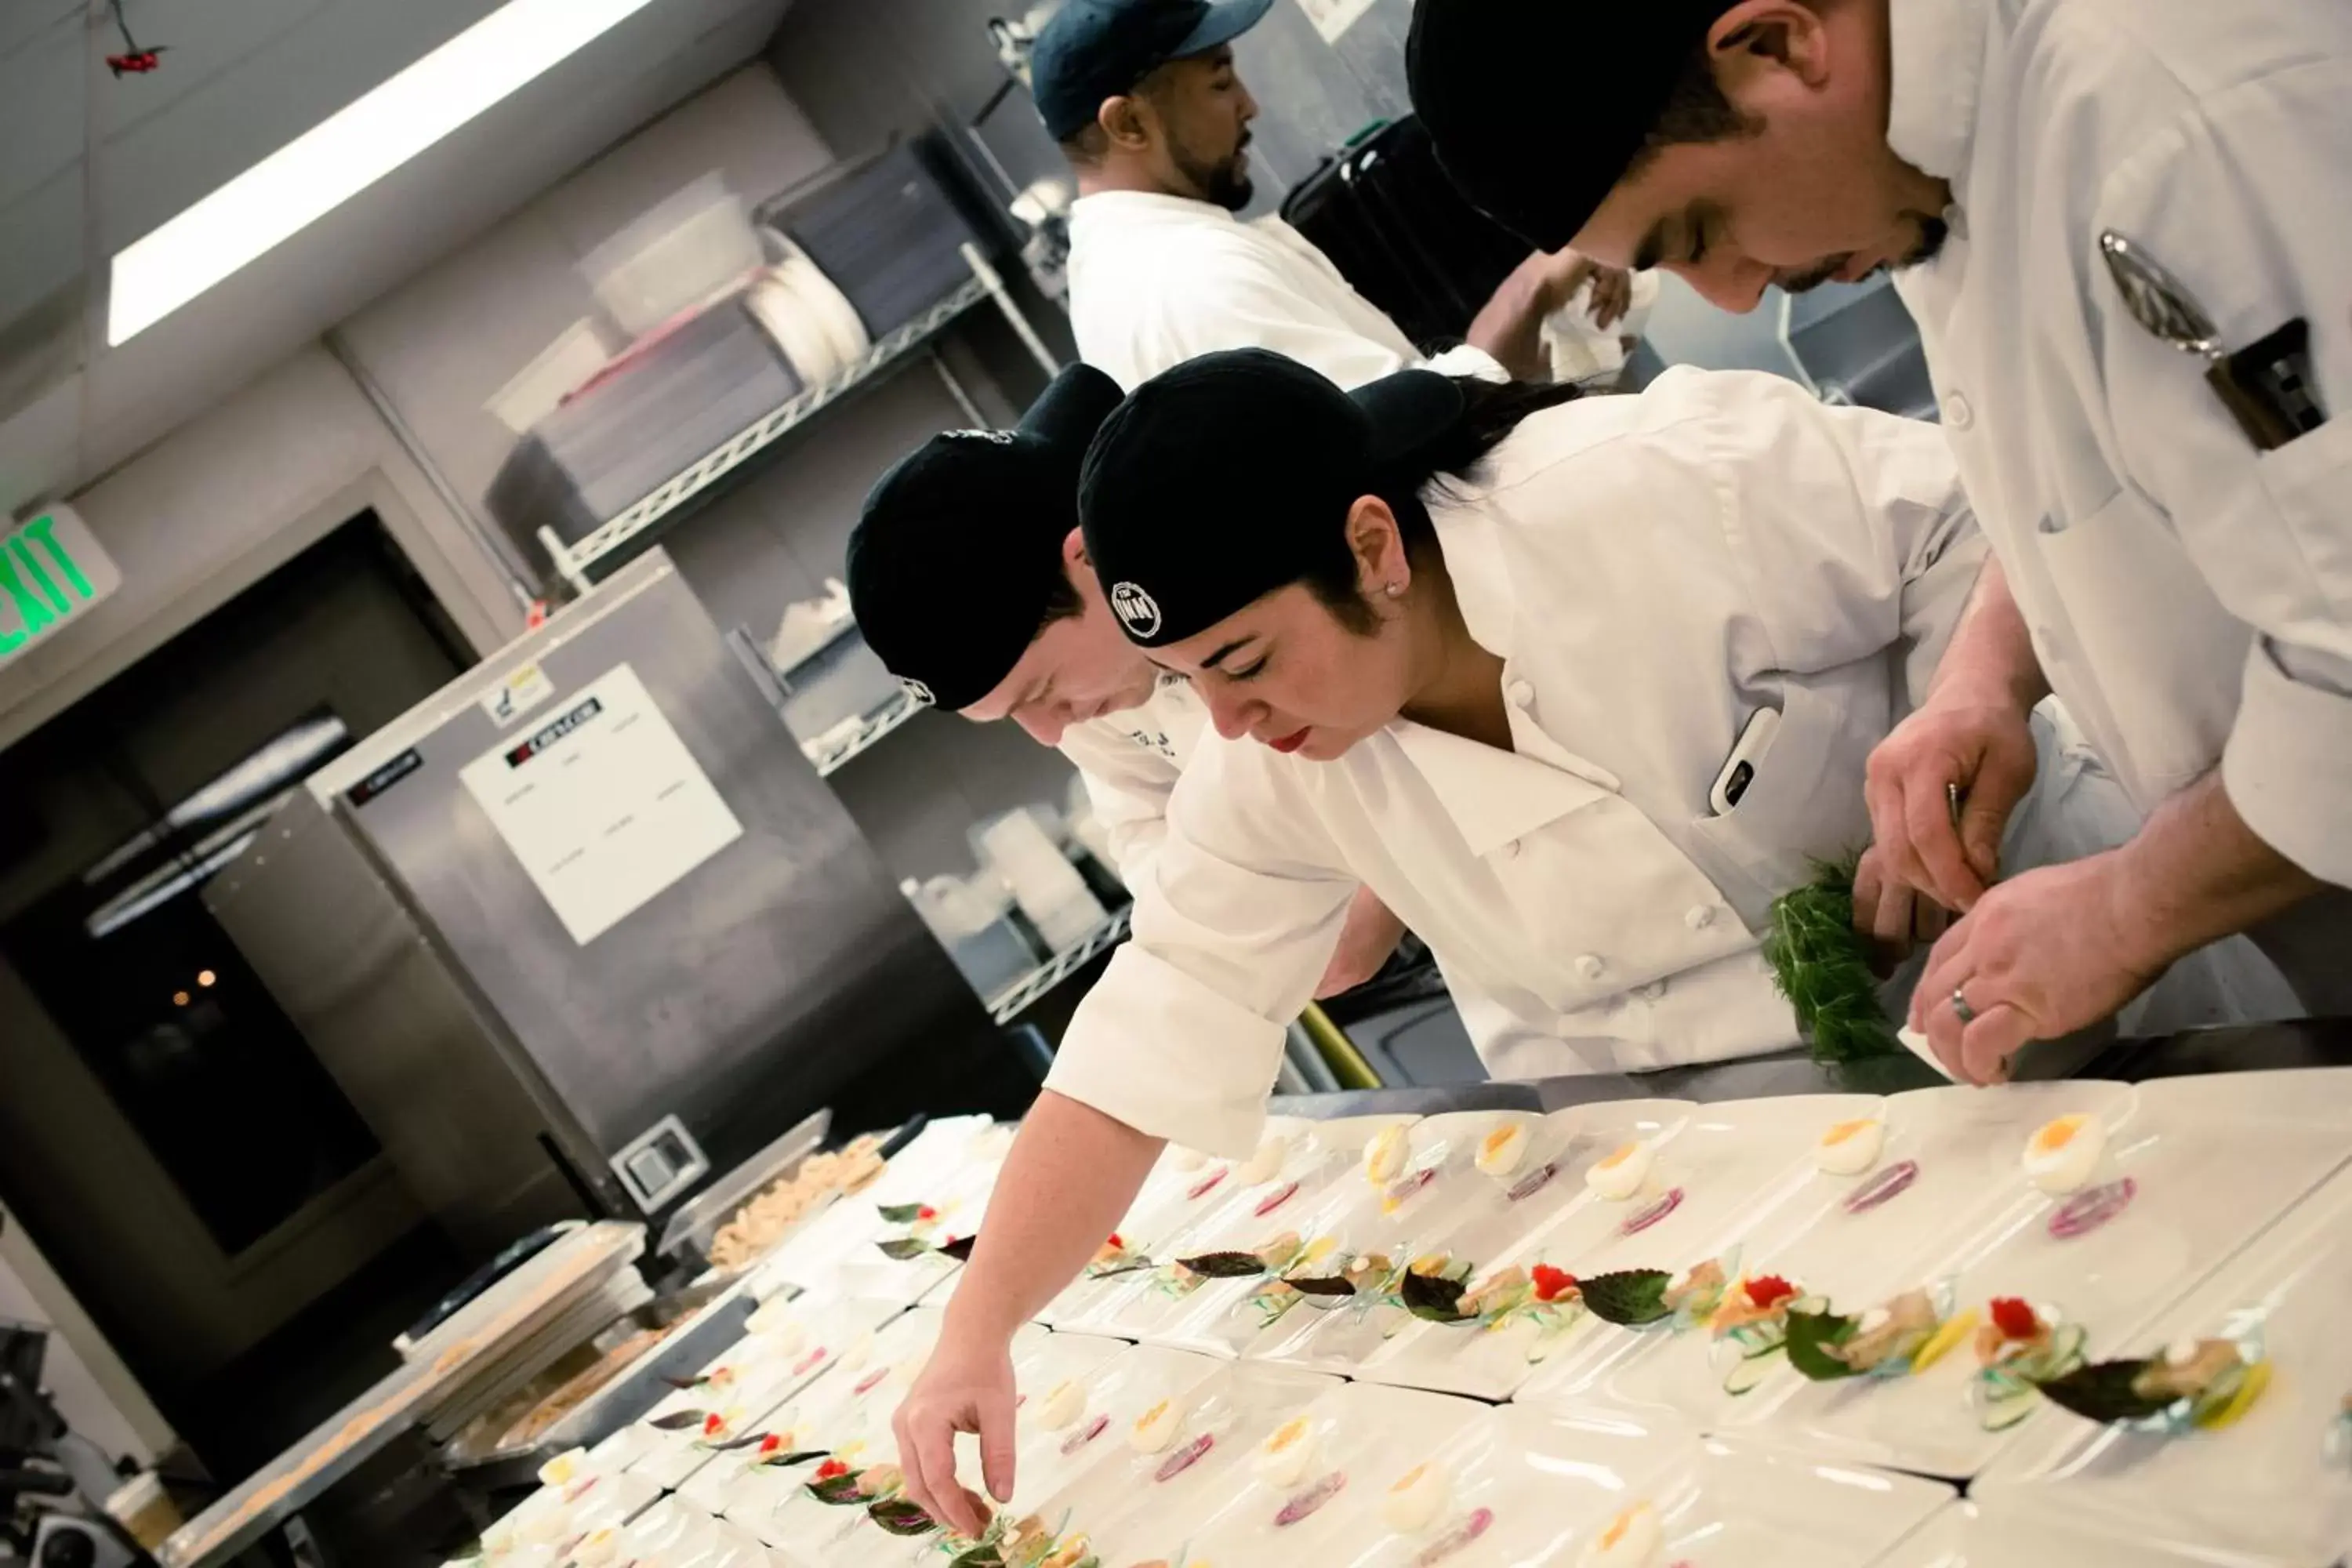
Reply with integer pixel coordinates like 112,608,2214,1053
1707,0,1834,90
1099,91,1154,153
1062,526,1090,569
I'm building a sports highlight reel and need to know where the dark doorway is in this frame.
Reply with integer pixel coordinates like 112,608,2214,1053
0,513,477,1467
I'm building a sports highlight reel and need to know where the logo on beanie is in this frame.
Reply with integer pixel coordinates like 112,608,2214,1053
1109,582,1163,638
899,677,936,708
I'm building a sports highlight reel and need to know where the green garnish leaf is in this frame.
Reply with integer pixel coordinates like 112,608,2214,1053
1174,1250,1272,1279
940,1234,978,1262
1763,856,1904,1065
1577,1269,1675,1327
876,1237,934,1261
867,1499,938,1536
1400,1270,1472,1323
2032,1358,2174,1425
758,1450,829,1468
1783,1306,1864,1381
646,1410,706,1431
950,1546,1005,1568
877,1203,925,1225
1284,1275,1357,1298
807,1472,867,1504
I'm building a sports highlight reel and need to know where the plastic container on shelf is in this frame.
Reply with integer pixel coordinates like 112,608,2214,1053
581,172,765,340
487,319,615,434
904,873,1040,998
974,806,1106,953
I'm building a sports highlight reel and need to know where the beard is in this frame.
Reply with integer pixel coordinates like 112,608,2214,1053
1776,211,1953,294
1174,133,1253,212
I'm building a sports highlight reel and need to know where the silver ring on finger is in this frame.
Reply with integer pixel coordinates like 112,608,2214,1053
1951,985,1977,1026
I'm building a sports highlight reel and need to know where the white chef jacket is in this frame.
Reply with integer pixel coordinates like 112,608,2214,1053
1068,191,1425,391
1885,0,2352,884
1046,368,1998,1156
1054,674,1208,879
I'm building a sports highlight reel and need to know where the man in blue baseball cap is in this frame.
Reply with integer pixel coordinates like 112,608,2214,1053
1031,0,1636,391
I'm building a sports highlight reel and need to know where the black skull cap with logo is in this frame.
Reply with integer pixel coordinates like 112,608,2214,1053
1078,347,1462,648
848,362,1127,712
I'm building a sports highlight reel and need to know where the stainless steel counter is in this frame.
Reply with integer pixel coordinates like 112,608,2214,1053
1265,1018,2352,1120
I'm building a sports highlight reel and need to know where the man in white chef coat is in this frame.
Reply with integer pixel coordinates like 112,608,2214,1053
1032,0,1635,390
848,362,1410,995
1406,0,2352,1082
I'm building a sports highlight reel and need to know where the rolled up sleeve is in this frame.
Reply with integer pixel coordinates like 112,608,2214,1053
1043,740,1354,1156
2224,637,2352,884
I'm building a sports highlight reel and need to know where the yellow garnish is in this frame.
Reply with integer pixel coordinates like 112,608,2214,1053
1390,1464,1427,1491
1409,1253,1451,1276
1820,1118,1875,1146
1134,1399,1170,1430
1265,1417,1308,1452
2194,1359,2274,1430
1299,1236,1338,1266
1907,1308,1982,1374
1481,1127,1515,1155
1597,1505,1643,1548
1596,1142,1639,1169
2029,1114,2089,1156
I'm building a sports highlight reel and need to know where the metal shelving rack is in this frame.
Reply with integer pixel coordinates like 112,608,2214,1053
537,244,1059,593
660,248,1120,1029
985,906,1134,1025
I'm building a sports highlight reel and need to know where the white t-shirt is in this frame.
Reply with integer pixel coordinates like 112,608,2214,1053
1067,190,1430,392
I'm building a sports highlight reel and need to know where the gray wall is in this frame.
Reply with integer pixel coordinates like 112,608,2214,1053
764,0,1421,216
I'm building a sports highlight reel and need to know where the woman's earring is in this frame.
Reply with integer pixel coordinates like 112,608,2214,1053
1383,581,1405,598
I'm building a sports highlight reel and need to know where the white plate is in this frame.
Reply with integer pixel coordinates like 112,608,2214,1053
1344,1101,1695,1399
1735,1087,2352,1478
1973,1152,2352,1566
643,1297,906,1496
1160,1383,1493,1568
720,1318,1051,1557
1039,1363,1343,1565
1057,1115,1421,1341
1506,1094,1878,1416
1307,1404,1692,1568
1127,1116,1509,1365
1031,1117,1328,1327
1577,1084,2131,1428
1867,1498,2280,1568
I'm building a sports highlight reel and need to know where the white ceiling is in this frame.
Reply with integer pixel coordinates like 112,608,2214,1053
0,0,795,518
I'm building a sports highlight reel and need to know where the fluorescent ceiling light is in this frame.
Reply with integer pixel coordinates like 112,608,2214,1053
107,0,664,346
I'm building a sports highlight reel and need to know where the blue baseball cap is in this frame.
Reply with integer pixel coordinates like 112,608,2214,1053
1032,0,1275,143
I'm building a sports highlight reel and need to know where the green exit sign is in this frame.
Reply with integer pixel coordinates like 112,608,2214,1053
0,505,121,670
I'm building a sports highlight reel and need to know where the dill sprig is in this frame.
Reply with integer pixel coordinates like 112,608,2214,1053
1763,856,1903,1065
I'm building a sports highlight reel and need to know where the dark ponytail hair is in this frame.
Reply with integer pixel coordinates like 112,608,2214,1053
1302,375,1588,630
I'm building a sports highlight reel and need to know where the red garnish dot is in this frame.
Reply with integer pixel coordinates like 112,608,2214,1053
1154,1432,1214,1482
1106,1233,1123,1250
1990,1297,2040,1340
1530,1265,1578,1303
1254,1180,1301,1218
1844,1160,1920,1214
1186,1168,1229,1201
916,1205,939,1221
702,1413,725,1436
814,1458,850,1482
1744,1276,1798,1311
758,1434,782,1454
1620,1187,1684,1236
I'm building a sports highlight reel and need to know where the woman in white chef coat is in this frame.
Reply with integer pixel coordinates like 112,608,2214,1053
891,349,2272,1534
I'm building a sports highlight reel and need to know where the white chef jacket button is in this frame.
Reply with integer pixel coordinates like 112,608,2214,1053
1506,679,1535,708
1944,391,1973,430
1576,953,1606,981
1685,905,1718,931
1638,980,1668,1002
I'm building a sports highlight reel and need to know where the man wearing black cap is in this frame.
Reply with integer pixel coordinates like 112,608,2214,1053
1406,0,2352,1080
1031,0,1633,390
848,362,1413,995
